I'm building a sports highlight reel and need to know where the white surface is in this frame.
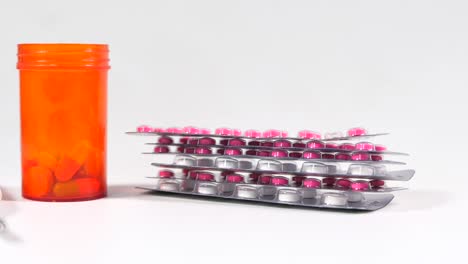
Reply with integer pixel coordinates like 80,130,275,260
1,0,468,263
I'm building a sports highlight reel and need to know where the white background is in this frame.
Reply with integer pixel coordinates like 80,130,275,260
1,0,467,263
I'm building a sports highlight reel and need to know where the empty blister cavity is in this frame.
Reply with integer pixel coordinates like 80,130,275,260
260,186,277,196
215,157,239,169
324,131,343,139
278,189,301,203
302,188,317,199
239,160,253,169
197,183,218,195
197,158,214,167
346,192,364,203
174,155,196,166
301,162,328,174
236,185,258,199
322,192,348,206
282,163,297,172
348,164,375,176
257,160,282,171
159,180,180,192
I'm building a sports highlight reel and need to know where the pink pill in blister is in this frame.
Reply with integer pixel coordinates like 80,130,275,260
292,142,306,148
183,169,190,176
322,177,336,186
261,141,274,147
292,176,306,186
370,179,385,188
183,126,199,134
335,153,351,160
158,136,173,144
246,150,257,156
298,130,322,140
248,141,261,146
259,175,272,184
351,152,370,161
233,129,242,136
188,171,199,179
271,150,288,158
177,147,184,153
167,127,183,134
263,129,288,138
198,172,215,181
195,147,212,155
273,140,292,148
306,140,325,149
347,127,367,137
339,143,355,151
289,152,303,158
137,125,153,133
244,129,262,138
215,127,232,136
249,173,260,182
336,179,352,189
303,151,321,159
325,143,339,149
154,146,170,153
220,139,229,146
257,150,271,157
217,149,225,155
226,174,244,183
375,145,387,152
371,155,383,161
184,148,195,154
198,137,216,145
228,138,246,146
303,178,321,188
271,177,289,186
224,148,242,156
200,128,211,134
322,153,335,160
153,127,166,133
351,180,370,191
159,170,174,178
355,142,374,151
180,137,189,144
188,139,198,145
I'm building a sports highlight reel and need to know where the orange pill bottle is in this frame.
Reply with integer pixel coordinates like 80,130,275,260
17,44,110,201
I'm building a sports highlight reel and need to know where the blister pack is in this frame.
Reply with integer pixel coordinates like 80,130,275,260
128,126,415,211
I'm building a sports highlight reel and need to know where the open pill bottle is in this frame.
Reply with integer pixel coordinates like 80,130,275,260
17,44,110,201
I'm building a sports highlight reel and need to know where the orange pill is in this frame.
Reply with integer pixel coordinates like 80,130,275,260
55,157,81,182
76,178,101,196
84,148,102,178
53,178,101,197
37,151,57,170
70,140,92,164
24,166,54,197
53,181,80,197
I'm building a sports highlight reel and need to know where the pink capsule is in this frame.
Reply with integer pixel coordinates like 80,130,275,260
257,150,271,157
167,127,183,134
177,147,185,153
154,146,170,153
336,153,351,160
224,148,242,156
228,138,246,146
217,149,225,155
271,177,289,186
303,151,321,159
322,153,335,160
246,150,258,156
351,180,370,191
200,128,211,134
351,152,370,161
263,129,287,138
336,179,352,189
219,139,229,146
271,150,288,158
375,145,387,152
303,178,321,188
245,129,262,138
372,155,383,161
158,136,173,144
195,147,212,155
370,179,385,188
215,127,232,136
292,142,306,148
184,148,195,154
153,127,166,133
274,140,292,148
137,125,153,133
298,130,322,140
292,176,306,186
306,140,325,149
180,137,189,144
159,170,174,178
261,141,274,147
182,169,190,176
183,126,199,134
188,139,199,145
322,177,336,186
325,143,339,149
199,137,216,145
233,129,242,136
248,141,261,146
355,142,374,151
289,152,303,158
226,174,244,183
347,127,367,137
259,175,272,184
339,143,355,151
197,172,215,181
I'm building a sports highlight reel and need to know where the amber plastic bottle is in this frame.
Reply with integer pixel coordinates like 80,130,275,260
17,44,110,201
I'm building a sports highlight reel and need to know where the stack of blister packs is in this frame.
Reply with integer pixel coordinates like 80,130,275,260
128,126,414,211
